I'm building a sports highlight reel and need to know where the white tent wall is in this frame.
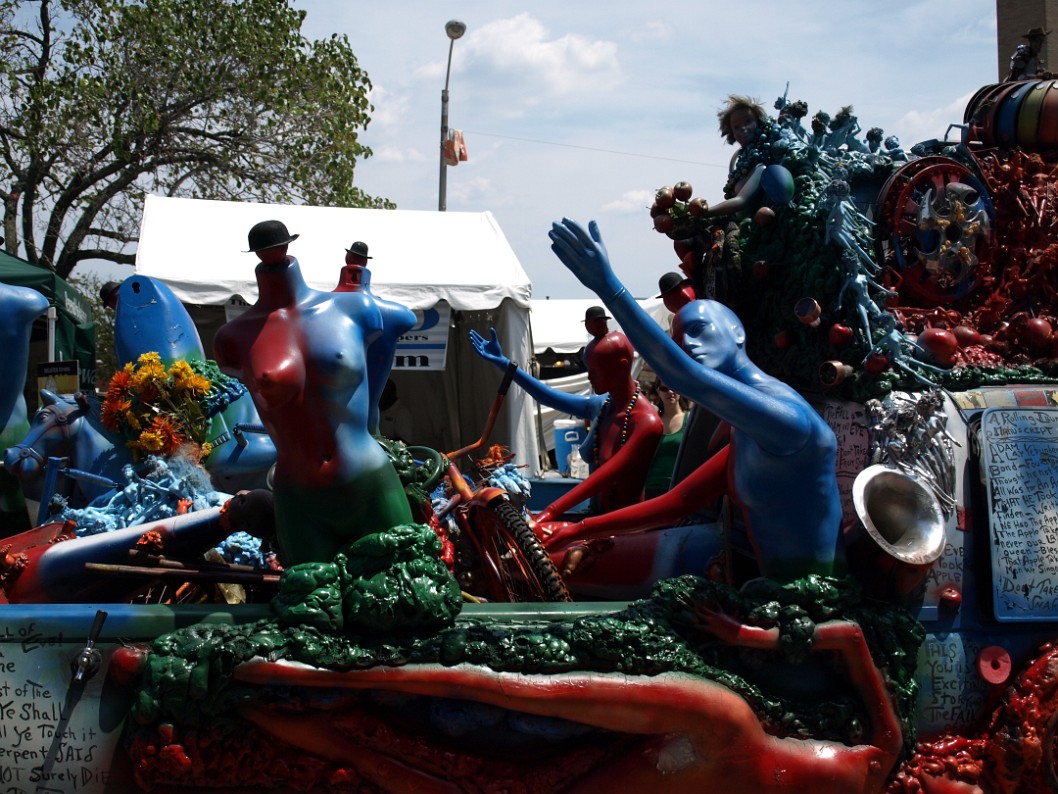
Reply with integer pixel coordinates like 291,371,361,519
135,195,542,474
529,298,672,456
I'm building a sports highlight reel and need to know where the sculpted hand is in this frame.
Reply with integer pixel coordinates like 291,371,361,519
548,218,622,298
469,328,510,369
537,520,576,549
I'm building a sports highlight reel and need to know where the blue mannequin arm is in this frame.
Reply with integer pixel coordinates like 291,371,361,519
469,327,600,419
549,218,815,450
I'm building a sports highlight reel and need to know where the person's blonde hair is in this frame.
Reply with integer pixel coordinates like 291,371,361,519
718,94,767,145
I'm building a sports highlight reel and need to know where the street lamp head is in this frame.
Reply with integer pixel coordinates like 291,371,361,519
445,20,466,40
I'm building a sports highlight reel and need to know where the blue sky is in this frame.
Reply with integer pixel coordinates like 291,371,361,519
290,0,999,299
90,1,999,298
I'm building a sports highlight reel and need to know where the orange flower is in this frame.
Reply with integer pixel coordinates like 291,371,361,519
100,396,131,431
132,416,186,459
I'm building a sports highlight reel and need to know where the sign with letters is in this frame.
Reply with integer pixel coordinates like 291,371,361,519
393,305,450,371
982,407,1058,621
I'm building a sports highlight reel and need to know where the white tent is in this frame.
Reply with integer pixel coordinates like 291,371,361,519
135,195,542,472
528,298,672,454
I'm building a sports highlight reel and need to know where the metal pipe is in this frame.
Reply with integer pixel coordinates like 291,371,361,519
438,20,466,211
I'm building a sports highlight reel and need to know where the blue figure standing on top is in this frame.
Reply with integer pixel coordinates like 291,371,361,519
548,217,844,582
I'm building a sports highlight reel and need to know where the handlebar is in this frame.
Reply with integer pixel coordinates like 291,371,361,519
445,361,518,462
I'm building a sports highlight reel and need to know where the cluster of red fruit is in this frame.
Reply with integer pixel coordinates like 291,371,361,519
820,316,1056,377
650,182,708,236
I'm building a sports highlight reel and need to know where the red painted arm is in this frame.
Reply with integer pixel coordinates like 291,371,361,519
544,444,730,551
533,411,662,525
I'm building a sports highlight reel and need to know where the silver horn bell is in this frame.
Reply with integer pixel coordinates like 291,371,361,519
851,464,947,567
845,464,948,603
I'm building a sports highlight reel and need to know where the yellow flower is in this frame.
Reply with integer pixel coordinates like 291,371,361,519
169,360,210,396
137,429,166,453
105,353,214,459
131,353,166,387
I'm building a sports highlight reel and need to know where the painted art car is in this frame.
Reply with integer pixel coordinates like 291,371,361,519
6,77,1058,794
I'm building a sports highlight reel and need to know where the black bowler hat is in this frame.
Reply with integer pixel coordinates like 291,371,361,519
657,271,690,297
583,305,611,323
245,220,299,252
100,280,122,305
345,241,372,259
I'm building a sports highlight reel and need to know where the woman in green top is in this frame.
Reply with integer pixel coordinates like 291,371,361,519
644,380,688,499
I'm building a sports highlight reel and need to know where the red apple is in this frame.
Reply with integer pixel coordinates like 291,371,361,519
828,323,853,346
864,352,890,373
1022,317,1053,354
673,181,693,201
751,260,769,280
655,186,676,209
918,327,958,367
653,213,674,233
673,239,692,258
773,330,792,350
688,197,709,217
952,325,981,347
755,206,776,226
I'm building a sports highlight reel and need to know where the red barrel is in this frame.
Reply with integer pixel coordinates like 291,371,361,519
964,79,1058,150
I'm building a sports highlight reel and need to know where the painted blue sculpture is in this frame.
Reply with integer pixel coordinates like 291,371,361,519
332,241,417,437
113,275,276,492
213,221,413,566
0,282,48,448
3,389,125,506
549,217,844,581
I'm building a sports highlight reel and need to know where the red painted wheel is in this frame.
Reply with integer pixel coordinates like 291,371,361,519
873,156,993,306
466,499,571,603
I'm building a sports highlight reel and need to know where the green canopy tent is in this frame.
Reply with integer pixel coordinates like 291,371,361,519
0,251,97,398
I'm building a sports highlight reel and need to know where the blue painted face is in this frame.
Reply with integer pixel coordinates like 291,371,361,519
673,302,741,371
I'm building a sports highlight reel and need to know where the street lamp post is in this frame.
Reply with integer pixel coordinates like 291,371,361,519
438,19,466,212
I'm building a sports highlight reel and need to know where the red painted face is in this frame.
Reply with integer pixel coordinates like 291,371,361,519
343,265,365,289
585,317,609,338
256,245,288,266
663,284,696,314
586,332,633,394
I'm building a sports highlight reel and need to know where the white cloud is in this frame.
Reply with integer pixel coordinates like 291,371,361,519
371,146,426,163
601,189,654,213
893,91,979,148
417,13,622,101
627,21,671,42
366,85,408,129
448,175,492,203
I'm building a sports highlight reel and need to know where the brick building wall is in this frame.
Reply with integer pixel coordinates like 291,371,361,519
997,0,1058,80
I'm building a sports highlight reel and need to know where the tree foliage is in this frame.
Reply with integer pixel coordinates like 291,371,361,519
0,0,390,279
68,270,114,385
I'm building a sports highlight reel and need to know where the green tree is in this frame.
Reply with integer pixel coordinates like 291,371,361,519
68,270,115,386
0,0,390,279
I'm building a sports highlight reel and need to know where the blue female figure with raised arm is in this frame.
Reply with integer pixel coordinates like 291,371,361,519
548,218,843,582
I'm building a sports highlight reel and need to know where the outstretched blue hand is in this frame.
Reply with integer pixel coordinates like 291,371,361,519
469,328,511,369
549,218,621,298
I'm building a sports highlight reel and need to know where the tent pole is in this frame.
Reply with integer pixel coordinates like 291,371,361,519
46,305,56,361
